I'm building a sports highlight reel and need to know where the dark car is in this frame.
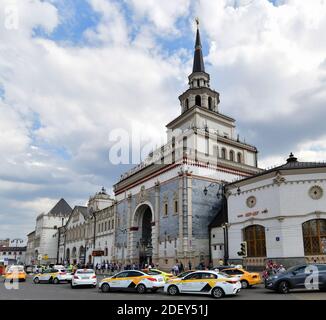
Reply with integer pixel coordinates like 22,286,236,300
265,264,326,293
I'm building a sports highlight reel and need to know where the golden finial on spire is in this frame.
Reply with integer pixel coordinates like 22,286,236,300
195,17,200,28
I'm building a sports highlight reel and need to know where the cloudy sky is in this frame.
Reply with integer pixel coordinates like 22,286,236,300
1,0,326,240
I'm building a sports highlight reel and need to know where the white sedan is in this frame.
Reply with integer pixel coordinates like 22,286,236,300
164,270,241,299
71,269,97,288
99,270,165,294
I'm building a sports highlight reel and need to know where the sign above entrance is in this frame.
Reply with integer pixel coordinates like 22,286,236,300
92,250,104,257
237,209,268,219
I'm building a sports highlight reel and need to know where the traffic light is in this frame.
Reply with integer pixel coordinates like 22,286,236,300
237,241,247,257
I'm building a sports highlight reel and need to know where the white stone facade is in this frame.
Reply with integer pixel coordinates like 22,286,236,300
225,159,326,267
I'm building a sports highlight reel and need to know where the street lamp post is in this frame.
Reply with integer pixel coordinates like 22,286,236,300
222,223,229,265
11,238,23,264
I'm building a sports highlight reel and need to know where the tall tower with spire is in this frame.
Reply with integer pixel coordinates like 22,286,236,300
178,19,220,114
113,20,261,270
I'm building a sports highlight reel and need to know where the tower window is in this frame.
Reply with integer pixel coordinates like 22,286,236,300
183,136,187,153
221,148,227,160
230,150,235,162
185,98,189,110
237,152,242,163
208,97,212,110
205,135,209,156
197,79,200,87
172,137,175,164
195,95,201,107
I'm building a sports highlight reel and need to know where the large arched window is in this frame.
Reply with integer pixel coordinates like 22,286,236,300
302,219,326,255
221,148,227,160
237,152,242,163
195,95,201,107
243,225,266,257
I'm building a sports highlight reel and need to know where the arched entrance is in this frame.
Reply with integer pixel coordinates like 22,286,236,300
79,246,85,264
66,248,70,263
72,247,77,264
131,203,154,267
243,225,266,257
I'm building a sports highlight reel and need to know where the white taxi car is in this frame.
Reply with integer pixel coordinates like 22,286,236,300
71,269,97,288
164,270,241,299
99,270,165,294
33,268,70,284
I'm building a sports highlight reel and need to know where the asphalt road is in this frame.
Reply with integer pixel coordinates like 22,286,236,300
1,275,326,300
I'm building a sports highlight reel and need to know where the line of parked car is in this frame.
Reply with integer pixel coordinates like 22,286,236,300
3,263,326,298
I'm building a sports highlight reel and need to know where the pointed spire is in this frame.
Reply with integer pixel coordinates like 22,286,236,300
193,18,205,73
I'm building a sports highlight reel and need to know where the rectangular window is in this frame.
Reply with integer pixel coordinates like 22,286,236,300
164,203,168,216
112,220,114,229
205,135,209,156
174,201,178,214
105,222,107,231
183,136,187,153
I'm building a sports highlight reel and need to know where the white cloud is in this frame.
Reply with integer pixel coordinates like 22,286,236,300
1,0,326,239
127,0,191,35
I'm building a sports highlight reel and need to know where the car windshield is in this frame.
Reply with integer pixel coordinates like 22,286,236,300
218,272,232,278
143,270,160,275
284,266,301,274
8,266,24,272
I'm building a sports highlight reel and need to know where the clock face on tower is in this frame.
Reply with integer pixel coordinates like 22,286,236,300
309,185,323,200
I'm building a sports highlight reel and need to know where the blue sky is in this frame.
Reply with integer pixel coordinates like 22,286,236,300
1,0,326,240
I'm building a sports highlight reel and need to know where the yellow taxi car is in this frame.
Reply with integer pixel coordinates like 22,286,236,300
3,265,26,282
141,268,173,282
164,270,241,299
221,267,261,289
99,270,165,294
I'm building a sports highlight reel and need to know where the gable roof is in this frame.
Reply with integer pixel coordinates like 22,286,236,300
228,153,326,188
48,198,72,217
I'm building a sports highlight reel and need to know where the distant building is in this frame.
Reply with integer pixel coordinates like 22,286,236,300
57,188,115,266
0,239,10,247
25,231,36,265
0,246,26,265
26,198,72,265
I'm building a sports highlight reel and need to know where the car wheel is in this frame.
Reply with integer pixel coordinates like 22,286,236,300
53,278,60,285
167,285,179,296
241,280,249,289
33,277,40,284
70,282,76,289
211,287,224,299
278,281,290,294
101,283,110,293
137,284,146,294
